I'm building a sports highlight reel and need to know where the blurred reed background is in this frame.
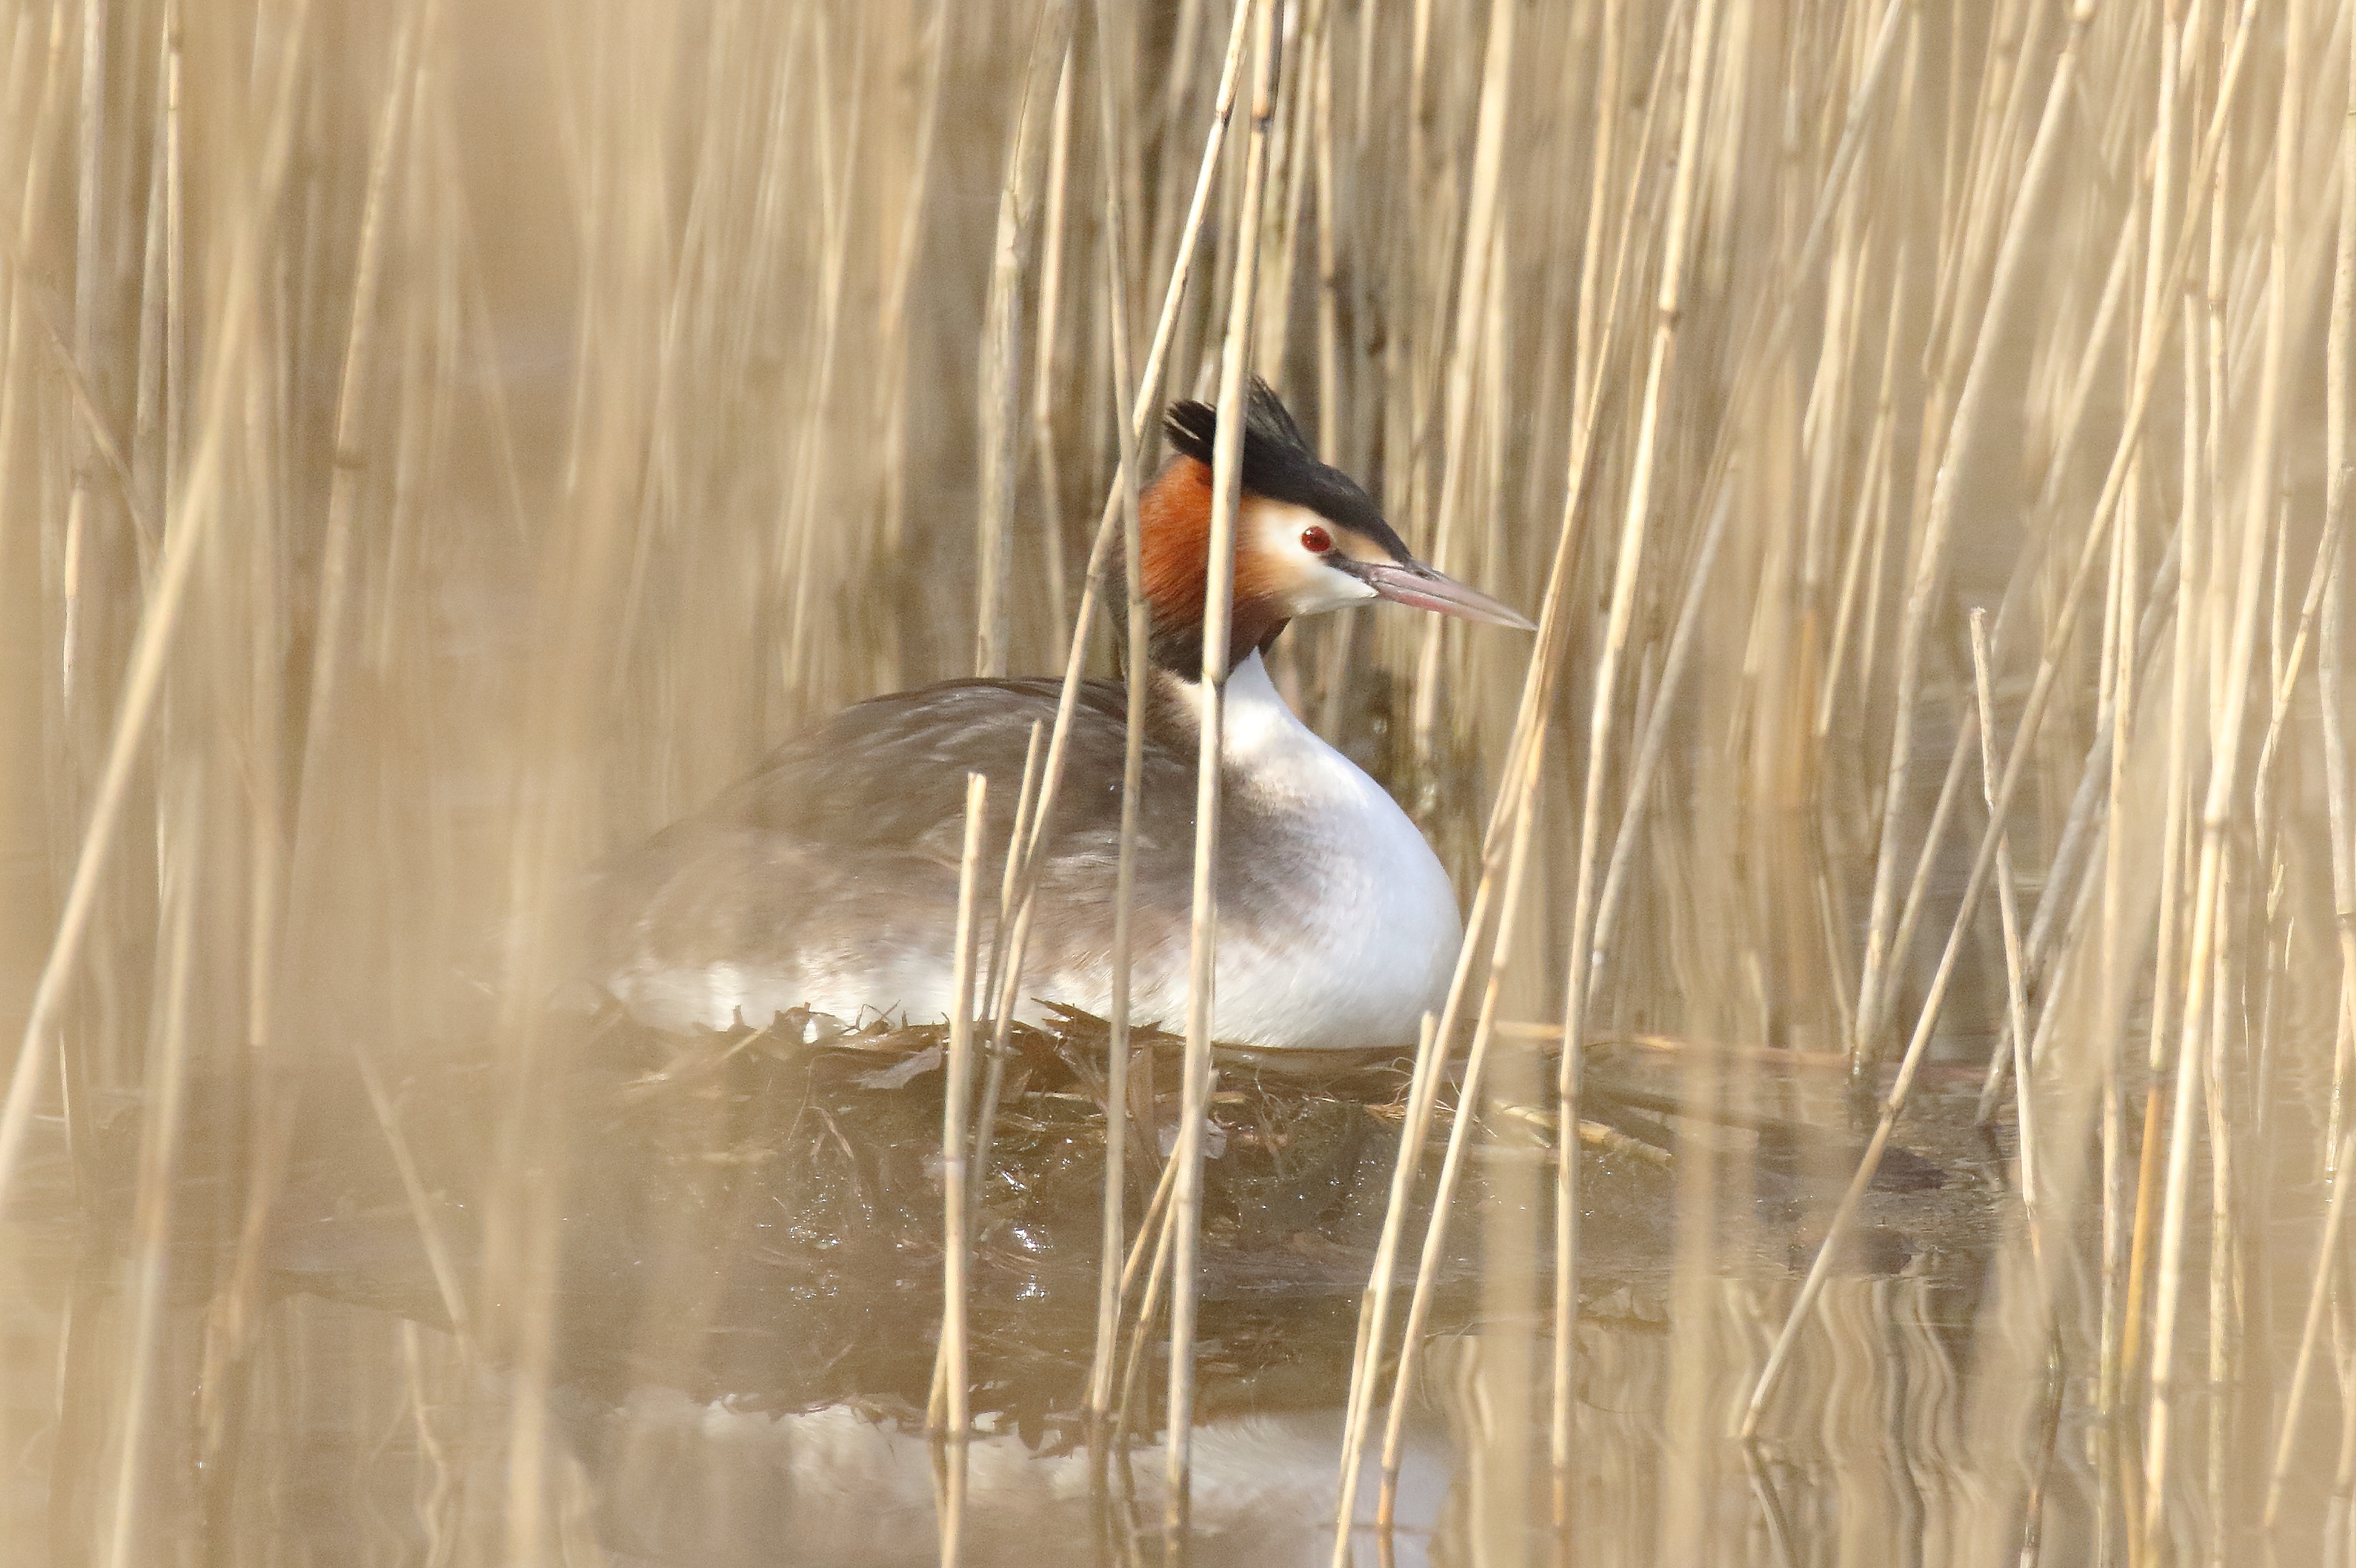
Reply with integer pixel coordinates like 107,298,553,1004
2,0,2353,1563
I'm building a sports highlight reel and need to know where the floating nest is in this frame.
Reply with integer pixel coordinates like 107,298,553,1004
61,1000,1988,1449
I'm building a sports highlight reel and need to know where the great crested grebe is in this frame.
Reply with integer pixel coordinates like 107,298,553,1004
582,381,1532,1050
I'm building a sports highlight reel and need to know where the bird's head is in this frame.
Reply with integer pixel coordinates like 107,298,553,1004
1137,379,1534,676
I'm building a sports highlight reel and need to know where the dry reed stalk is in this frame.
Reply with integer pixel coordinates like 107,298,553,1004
29,308,146,551
1597,0,1911,954
1143,0,1213,371
485,15,714,1551
1929,0,2048,387
2088,60,2168,1438
2205,843,2242,1563
774,15,867,699
1569,0,1627,474
2315,0,2356,1402
204,6,428,1425
2141,2,2304,1536
967,719,1047,1183
98,764,198,1568
1086,0,1149,1446
1467,0,1679,861
976,0,1078,678
0,0,317,1216
1931,194,2158,1033
1871,692,1977,1030
2098,484,2150,1496
1849,0,2091,1072
1310,8,1340,458
1750,0,2264,1436
1847,365,1899,721
1297,7,1674,1540
1255,2,1658,1538
1565,18,1723,960
1544,0,1731,1524
1969,558,2165,1139
1368,1013,1501,1537
2121,298,2209,1428
1110,1104,1202,1523
1033,53,1078,654
1328,1010,1444,1568
351,1046,474,1356
1110,1145,1181,1474
1247,0,1319,391
1299,10,1355,727
1119,1126,1182,1320
1813,255,1908,740
1625,0,1913,638
1166,3,1276,1540
2336,1311,2356,1560
1376,653,1565,1533
2120,39,2186,1358
1587,481,1732,964
1502,15,1588,551
966,0,1251,990
1968,610,2041,1251
1794,75,1868,693
2252,504,2351,839
1406,0,1516,770
1552,0,1913,1502
876,1,950,567
16,2,2356,1559
937,773,990,1568
1390,0,1438,614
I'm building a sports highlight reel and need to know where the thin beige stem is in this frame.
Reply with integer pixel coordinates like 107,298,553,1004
937,774,989,1568
98,767,199,1568
983,0,1255,958
1969,608,2041,1250
1815,257,1909,739
876,0,950,565
975,2,1079,677
2274,1116,2356,1526
1589,482,1735,960
1749,0,2264,1436
966,721,1047,1190
1329,1012,1445,1568
1166,5,1276,1542
1852,0,2096,1069
1032,53,1078,659
353,1045,475,1356
1087,0,1148,1440
1380,681,1560,1531
1407,0,1516,766
2143,1,2302,1536
0,0,317,1214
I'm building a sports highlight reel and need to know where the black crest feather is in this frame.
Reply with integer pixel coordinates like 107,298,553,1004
1160,378,1406,556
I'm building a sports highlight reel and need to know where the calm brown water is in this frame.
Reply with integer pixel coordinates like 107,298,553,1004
4,1017,2232,1567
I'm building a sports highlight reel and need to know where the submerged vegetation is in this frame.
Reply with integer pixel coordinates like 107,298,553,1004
3,0,2354,1563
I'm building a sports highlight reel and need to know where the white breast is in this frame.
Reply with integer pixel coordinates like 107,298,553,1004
1110,652,1463,1050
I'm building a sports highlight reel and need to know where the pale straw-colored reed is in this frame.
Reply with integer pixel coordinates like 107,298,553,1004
5,2,2356,1563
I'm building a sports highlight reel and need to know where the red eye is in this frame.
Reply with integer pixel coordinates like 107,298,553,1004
1301,524,1333,554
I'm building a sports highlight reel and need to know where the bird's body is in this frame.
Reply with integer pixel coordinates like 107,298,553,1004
588,651,1460,1050
581,381,1530,1050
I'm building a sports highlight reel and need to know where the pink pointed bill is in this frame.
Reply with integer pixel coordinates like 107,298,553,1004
1357,561,1536,631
